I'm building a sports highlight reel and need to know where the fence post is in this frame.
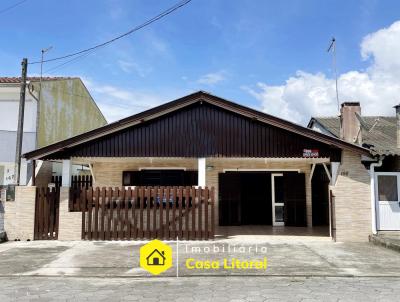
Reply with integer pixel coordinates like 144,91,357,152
58,187,82,240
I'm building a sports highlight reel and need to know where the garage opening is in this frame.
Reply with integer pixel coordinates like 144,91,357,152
312,165,330,226
219,171,306,227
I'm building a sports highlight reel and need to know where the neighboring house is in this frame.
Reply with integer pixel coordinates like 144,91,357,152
308,102,400,232
0,77,107,233
0,77,107,187
12,91,375,242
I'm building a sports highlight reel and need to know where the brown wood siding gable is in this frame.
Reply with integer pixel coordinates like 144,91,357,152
44,102,341,160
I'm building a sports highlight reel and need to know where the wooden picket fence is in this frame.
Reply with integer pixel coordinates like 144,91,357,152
76,186,215,241
34,187,60,240
52,175,92,188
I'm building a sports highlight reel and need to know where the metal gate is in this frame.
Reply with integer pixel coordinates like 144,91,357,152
34,187,60,240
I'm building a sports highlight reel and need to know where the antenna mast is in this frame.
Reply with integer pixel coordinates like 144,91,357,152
327,37,340,112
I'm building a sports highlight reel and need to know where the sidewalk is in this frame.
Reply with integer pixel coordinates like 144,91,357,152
1,237,400,278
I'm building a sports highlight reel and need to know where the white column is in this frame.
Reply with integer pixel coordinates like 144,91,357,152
331,162,340,186
198,158,206,188
61,160,72,187
19,158,28,185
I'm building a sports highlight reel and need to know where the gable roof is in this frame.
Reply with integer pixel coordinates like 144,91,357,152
308,116,398,156
23,91,370,160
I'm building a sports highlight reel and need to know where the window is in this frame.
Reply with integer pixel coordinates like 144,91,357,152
377,175,399,202
122,170,198,186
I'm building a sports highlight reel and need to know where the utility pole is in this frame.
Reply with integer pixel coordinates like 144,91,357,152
14,58,28,185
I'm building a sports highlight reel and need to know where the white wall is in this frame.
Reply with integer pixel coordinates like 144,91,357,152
0,85,38,185
310,122,336,137
0,85,37,132
0,130,36,162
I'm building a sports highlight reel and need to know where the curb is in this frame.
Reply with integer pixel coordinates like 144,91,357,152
369,234,400,253
0,232,7,243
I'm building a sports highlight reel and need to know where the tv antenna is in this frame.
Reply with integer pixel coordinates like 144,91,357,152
327,37,340,112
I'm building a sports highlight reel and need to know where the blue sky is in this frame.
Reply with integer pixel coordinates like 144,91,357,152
1,0,400,124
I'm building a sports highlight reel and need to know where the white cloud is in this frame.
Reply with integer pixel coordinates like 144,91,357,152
197,71,227,85
83,79,181,122
117,59,152,77
246,20,400,125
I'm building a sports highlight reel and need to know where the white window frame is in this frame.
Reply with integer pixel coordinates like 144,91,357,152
375,172,400,204
271,173,284,226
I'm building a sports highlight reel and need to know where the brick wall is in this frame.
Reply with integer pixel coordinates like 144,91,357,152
91,157,313,227
58,187,82,240
4,186,36,240
331,151,371,242
91,158,198,187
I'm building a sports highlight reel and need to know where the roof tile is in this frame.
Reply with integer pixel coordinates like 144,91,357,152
0,77,73,83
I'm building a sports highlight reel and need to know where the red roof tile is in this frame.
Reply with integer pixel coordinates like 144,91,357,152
0,77,73,83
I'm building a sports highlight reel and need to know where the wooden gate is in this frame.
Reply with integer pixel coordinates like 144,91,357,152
34,187,60,240
74,186,215,240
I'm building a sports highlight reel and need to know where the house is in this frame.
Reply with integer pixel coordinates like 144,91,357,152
0,77,107,187
308,102,400,233
0,77,107,188
146,249,166,266
0,77,107,235
7,91,376,242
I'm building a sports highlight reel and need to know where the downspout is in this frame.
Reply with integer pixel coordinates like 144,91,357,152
370,156,384,234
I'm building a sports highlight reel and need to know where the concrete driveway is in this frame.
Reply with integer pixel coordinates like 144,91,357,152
1,236,400,278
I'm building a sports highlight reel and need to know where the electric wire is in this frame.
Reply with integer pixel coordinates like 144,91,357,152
29,0,192,65
0,0,28,15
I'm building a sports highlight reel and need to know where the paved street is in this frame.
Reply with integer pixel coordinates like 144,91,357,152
1,237,400,300
1,276,400,301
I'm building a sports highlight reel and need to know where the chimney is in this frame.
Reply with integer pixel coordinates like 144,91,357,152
394,104,400,148
340,102,361,144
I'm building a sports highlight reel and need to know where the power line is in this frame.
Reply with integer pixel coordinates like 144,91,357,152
44,49,96,74
29,0,192,65
0,0,28,15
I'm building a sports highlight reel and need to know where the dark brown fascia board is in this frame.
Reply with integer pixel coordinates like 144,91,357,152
23,91,371,159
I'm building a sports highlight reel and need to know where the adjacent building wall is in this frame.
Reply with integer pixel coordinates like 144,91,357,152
331,150,371,242
32,78,107,148
0,79,107,185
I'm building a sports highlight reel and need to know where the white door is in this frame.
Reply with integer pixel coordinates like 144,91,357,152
376,173,400,231
271,173,284,226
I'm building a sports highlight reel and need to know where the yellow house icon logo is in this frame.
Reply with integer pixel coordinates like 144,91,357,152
146,249,166,266
140,240,172,275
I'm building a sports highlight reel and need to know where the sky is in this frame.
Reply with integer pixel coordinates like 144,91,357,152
1,0,400,125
